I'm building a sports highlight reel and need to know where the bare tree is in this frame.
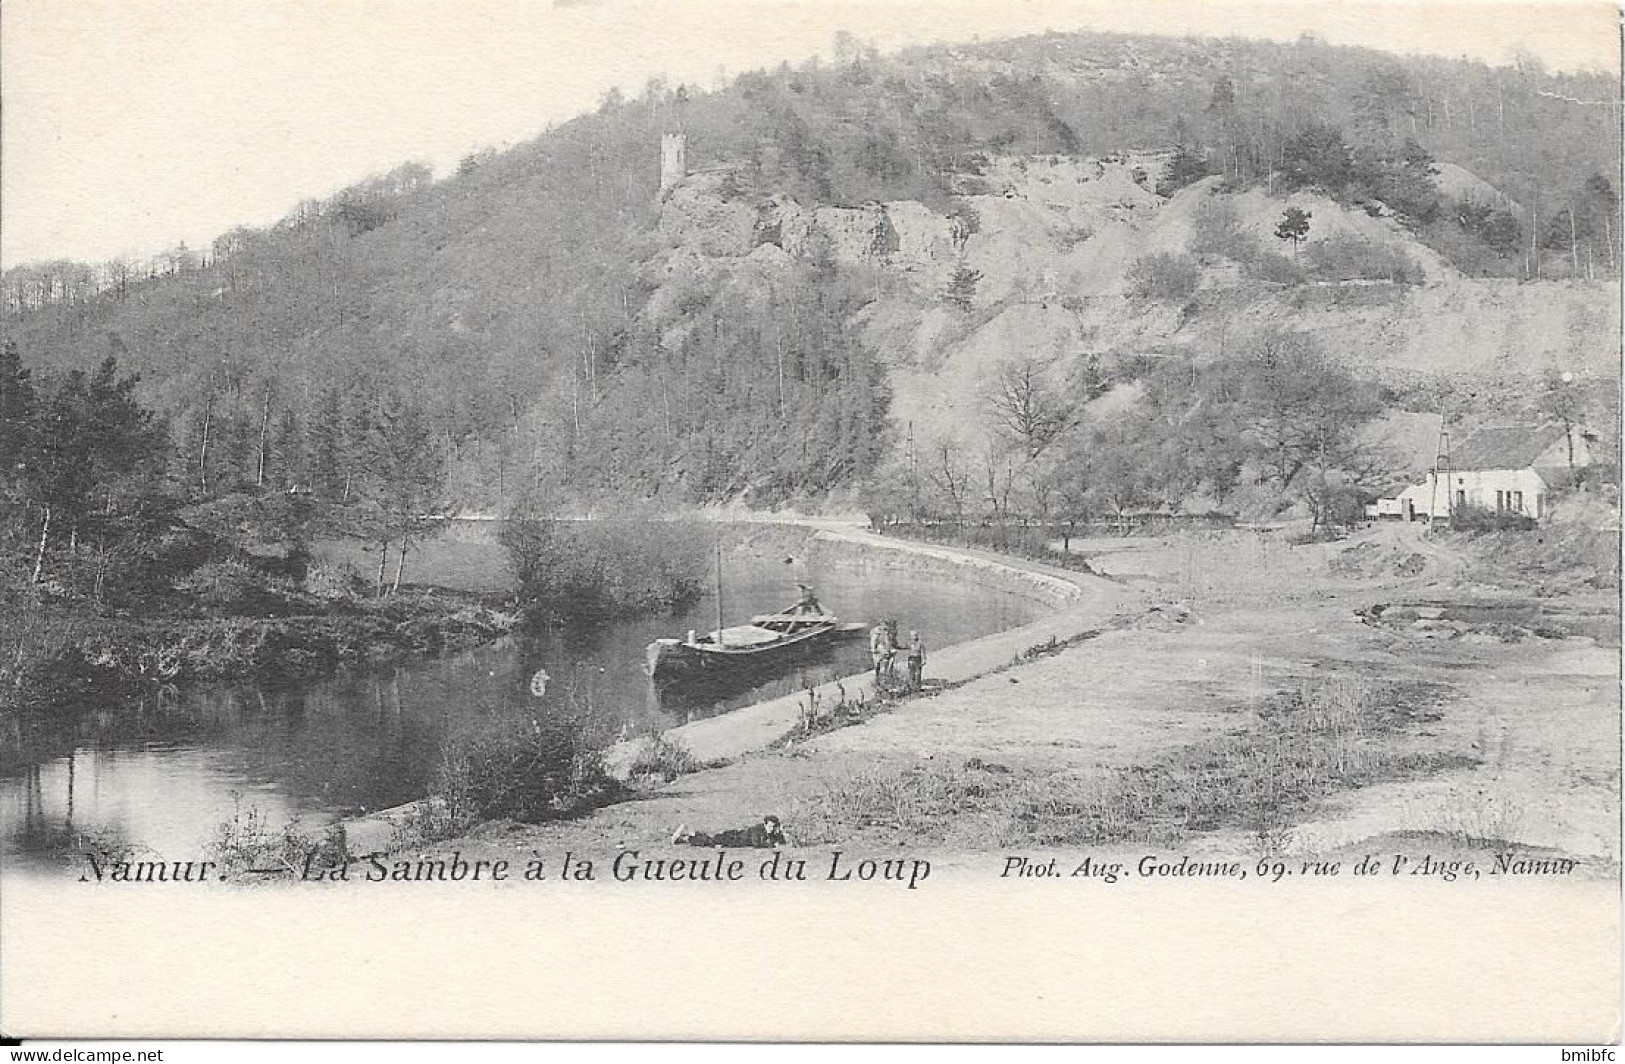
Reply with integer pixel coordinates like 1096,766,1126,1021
983,353,1076,460
105,257,136,300
926,437,972,531
980,439,1016,521
1538,369,1586,479
255,381,275,489
197,393,214,496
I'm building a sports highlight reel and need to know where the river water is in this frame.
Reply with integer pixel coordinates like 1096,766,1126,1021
1,524,1042,868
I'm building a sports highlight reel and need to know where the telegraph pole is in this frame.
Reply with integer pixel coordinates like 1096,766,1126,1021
1429,425,1453,532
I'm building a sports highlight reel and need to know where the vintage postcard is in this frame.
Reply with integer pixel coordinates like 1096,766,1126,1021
1,0,1619,1045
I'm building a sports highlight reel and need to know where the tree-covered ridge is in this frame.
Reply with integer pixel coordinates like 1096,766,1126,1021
556,254,892,503
1,29,1618,513
0,340,453,603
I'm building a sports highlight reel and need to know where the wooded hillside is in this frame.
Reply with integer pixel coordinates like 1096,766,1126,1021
3,29,1619,511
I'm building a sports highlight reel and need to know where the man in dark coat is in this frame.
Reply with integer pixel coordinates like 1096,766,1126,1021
672,814,792,848
905,630,926,691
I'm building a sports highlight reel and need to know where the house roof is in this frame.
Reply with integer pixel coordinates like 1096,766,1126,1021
1535,466,1580,489
1358,411,1444,473
1449,423,1570,471
1370,478,1419,498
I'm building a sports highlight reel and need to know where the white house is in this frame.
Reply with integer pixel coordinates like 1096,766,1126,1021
1376,423,1595,523
1362,411,1443,519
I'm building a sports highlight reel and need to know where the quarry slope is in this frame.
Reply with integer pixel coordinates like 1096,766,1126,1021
655,155,1620,450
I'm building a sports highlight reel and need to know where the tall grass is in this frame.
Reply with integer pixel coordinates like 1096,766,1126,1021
794,679,1461,853
1435,783,1528,847
207,796,344,877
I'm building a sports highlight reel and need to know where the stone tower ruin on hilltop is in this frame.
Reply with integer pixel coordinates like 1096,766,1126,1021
659,133,687,195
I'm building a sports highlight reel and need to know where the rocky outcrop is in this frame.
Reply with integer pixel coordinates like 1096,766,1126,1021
660,184,960,292
652,152,1619,457
657,174,758,256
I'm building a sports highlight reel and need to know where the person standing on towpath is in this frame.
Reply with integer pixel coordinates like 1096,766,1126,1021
869,621,895,682
905,630,926,691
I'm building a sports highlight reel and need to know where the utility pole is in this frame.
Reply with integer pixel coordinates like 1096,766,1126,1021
1429,425,1453,532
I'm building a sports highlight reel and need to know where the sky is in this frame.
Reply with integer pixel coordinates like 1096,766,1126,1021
2,0,1619,269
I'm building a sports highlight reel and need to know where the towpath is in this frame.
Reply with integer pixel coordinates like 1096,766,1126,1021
608,525,1126,768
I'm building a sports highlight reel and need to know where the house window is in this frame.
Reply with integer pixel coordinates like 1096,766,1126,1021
1513,490,1524,513
1455,490,1466,510
1495,490,1505,511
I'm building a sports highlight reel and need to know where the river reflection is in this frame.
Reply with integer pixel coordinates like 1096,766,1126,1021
1,535,1042,868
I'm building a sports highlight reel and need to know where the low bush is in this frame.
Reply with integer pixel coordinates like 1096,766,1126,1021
1054,222,1094,250
3,597,518,723
1187,200,1257,261
208,797,344,877
303,562,363,600
1415,216,1523,278
781,680,895,744
432,704,620,826
1126,252,1202,302
1244,250,1306,285
177,559,304,615
1305,235,1421,284
1436,786,1527,847
626,732,706,783
1448,503,1537,532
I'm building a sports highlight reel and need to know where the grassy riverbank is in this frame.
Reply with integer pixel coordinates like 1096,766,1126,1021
1,581,519,758
3,514,706,732
9,592,518,699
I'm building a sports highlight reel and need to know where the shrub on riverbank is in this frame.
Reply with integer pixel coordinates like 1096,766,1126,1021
208,798,346,877
0,581,90,715
176,559,309,615
432,704,621,826
625,733,707,784
500,519,708,625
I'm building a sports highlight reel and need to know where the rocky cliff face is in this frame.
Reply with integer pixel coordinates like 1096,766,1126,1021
653,155,1620,450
